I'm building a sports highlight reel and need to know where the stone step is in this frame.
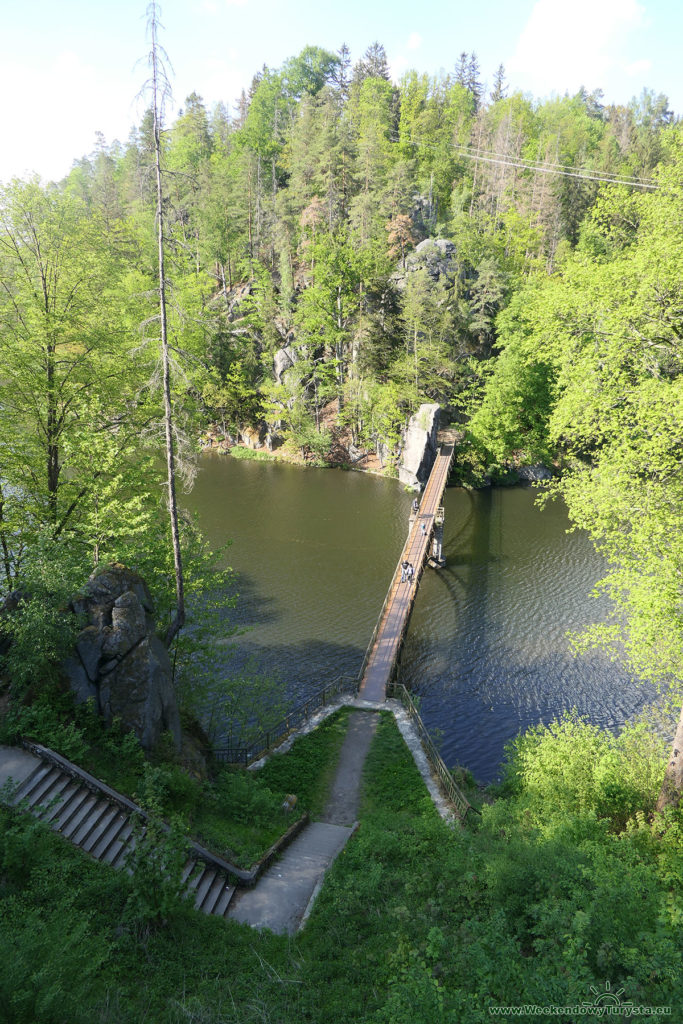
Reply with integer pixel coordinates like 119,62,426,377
71,798,111,847
41,779,83,825
81,806,122,854
90,812,129,862
211,881,236,918
181,859,198,887
54,786,92,834
21,765,63,807
102,821,134,867
194,867,219,912
34,773,74,819
12,763,53,804
200,872,232,916
119,830,138,874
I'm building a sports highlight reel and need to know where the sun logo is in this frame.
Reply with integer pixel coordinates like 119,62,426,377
586,981,631,1007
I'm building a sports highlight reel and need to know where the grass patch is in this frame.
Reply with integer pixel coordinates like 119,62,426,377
188,707,352,865
61,704,351,869
2,711,682,1021
256,705,352,820
227,445,278,461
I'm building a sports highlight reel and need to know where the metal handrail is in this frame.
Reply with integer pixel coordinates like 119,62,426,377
356,538,413,684
357,442,454,686
209,673,359,766
387,682,473,821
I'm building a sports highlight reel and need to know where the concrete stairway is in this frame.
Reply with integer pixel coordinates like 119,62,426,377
7,744,236,918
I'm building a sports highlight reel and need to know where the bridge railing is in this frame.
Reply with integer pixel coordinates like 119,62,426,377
209,673,359,766
357,442,454,687
387,681,473,821
356,539,412,685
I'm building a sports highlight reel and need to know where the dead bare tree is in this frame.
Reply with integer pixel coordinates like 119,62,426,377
144,1,185,646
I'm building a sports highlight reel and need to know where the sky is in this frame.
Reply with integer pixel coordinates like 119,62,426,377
2,0,681,184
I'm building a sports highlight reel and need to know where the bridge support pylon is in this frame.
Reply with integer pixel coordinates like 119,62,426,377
428,506,446,568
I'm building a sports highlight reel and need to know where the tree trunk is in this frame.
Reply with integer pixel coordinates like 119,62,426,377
46,341,59,523
149,2,185,648
0,483,13,588
656,705,683,812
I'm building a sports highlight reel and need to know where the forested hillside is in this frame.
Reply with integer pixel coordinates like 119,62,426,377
5,41,674,477
71,43,675,457
1,38,681,775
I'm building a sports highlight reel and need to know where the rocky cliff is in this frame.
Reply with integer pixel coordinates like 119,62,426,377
398,404,442,490
64,566,181,751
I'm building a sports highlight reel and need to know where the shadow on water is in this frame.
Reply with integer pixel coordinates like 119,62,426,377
213,637,364,696
400,484,659,784
183,458,659,784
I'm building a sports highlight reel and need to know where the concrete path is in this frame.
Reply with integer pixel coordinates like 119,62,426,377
229,710,378,934
322,710,378,825
228,821,353,934
0,745,41,792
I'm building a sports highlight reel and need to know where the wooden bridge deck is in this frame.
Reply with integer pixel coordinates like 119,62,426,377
357,442,455,703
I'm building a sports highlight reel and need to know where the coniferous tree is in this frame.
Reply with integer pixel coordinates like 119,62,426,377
466,53,483,111
334,42,352,101
353,41,391,84
491,63,507,103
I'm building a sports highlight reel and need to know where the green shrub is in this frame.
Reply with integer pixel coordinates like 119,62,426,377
500,712,667,829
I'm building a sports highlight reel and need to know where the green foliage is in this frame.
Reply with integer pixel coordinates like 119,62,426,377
500,712,667,828
124,763,193,933
1,711,681,1020
0,537,90,696
257,707,353,818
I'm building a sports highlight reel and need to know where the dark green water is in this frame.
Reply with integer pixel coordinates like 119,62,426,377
182,454,656,782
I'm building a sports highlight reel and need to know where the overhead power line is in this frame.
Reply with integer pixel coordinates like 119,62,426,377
391,133,659,191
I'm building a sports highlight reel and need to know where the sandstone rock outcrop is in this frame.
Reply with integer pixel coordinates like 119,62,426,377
392,238,460,292
516,464,553,482
273,344,298,384
398,403,442,490
64,566,181,751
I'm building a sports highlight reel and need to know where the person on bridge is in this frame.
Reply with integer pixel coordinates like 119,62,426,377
400,561,409,582
420,522,426,537
406,563,415,582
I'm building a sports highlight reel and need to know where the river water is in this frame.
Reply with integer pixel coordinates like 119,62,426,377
182,453,656,783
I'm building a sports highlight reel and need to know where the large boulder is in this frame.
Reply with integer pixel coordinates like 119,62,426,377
392,238,460,292
64,566,181,751
516,464,553,483
398,404,442,490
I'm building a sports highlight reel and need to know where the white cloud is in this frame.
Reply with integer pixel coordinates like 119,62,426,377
507,0,646,96
0,51,135,183
188,57,247,109
389,32,424,81
626,58,652,76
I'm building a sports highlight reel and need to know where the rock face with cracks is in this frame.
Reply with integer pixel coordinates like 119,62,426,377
64,566,181,751
398,403,442,490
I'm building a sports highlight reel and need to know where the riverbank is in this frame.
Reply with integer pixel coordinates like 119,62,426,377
201,425,392,480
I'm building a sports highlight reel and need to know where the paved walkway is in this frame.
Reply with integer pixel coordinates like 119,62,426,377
322,710,378,824
0,745,40,792
228,821,353,934
229,710,378,934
